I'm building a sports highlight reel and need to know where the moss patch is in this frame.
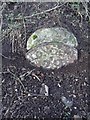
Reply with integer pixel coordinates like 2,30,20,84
32,34,38,40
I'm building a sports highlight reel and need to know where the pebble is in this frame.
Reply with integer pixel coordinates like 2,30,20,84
40,83,49,96
61,96,73,108
28,93,31,96
15,89,18,92
57,83,61,87
74,107,77,110
75,78,78,81
74,115,81,120
73,94,76,98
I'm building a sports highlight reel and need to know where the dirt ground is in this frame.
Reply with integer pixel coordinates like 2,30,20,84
1,2,89,119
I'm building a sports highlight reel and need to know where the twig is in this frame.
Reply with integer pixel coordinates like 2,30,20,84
19,69,35,79
28,93,48,97
0,29,12,43
82,0,88,17
0,71,9,74
15,3,66,20
22,18,26,43
4,95,16,116
7,68,28,94
25,69,35,77
0,14,3,34
0,3,6,32
12,30,15,53
32,73,41,81
0,53,12,60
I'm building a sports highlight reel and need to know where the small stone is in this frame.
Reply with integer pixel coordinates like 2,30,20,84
83,82,86,86
22,68,26,71
75,78,78,81
40,83,49,96
74,107,77,109
57,83,61,87
34,115,36,119
28,93,31,96
73,94,76,98
74,115,82,120
15,89,17,92
73,90,75,94
61,96,73,108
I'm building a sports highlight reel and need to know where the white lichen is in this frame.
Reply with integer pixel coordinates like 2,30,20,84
26,27,78,69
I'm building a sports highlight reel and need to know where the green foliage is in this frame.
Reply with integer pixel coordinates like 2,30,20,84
32,34,38,40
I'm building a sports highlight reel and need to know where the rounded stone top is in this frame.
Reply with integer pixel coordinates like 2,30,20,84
26,27,78,69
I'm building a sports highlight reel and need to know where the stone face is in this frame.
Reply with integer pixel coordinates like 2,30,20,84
26,27,78,69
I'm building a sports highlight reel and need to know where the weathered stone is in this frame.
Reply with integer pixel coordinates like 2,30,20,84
26,27,78,69
61,96,73,108
40,83,49,96
73,115,82,120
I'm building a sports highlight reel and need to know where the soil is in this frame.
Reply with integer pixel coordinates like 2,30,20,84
1,2,89,119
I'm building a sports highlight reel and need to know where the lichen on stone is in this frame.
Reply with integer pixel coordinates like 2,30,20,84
26,27,78,69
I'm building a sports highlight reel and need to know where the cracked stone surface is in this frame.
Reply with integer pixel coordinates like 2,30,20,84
26,27,78,69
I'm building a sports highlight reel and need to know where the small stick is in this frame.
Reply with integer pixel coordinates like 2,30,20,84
15,3,66,20
0,53,12,60
4,95,16,116
25,69,35,77
22,18,27,43
32,73,41,81
7,68,28,94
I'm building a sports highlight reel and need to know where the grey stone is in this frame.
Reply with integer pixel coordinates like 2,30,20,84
61,96,73,108
26,27,78,69
40,83,49,96
74,115,82,120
